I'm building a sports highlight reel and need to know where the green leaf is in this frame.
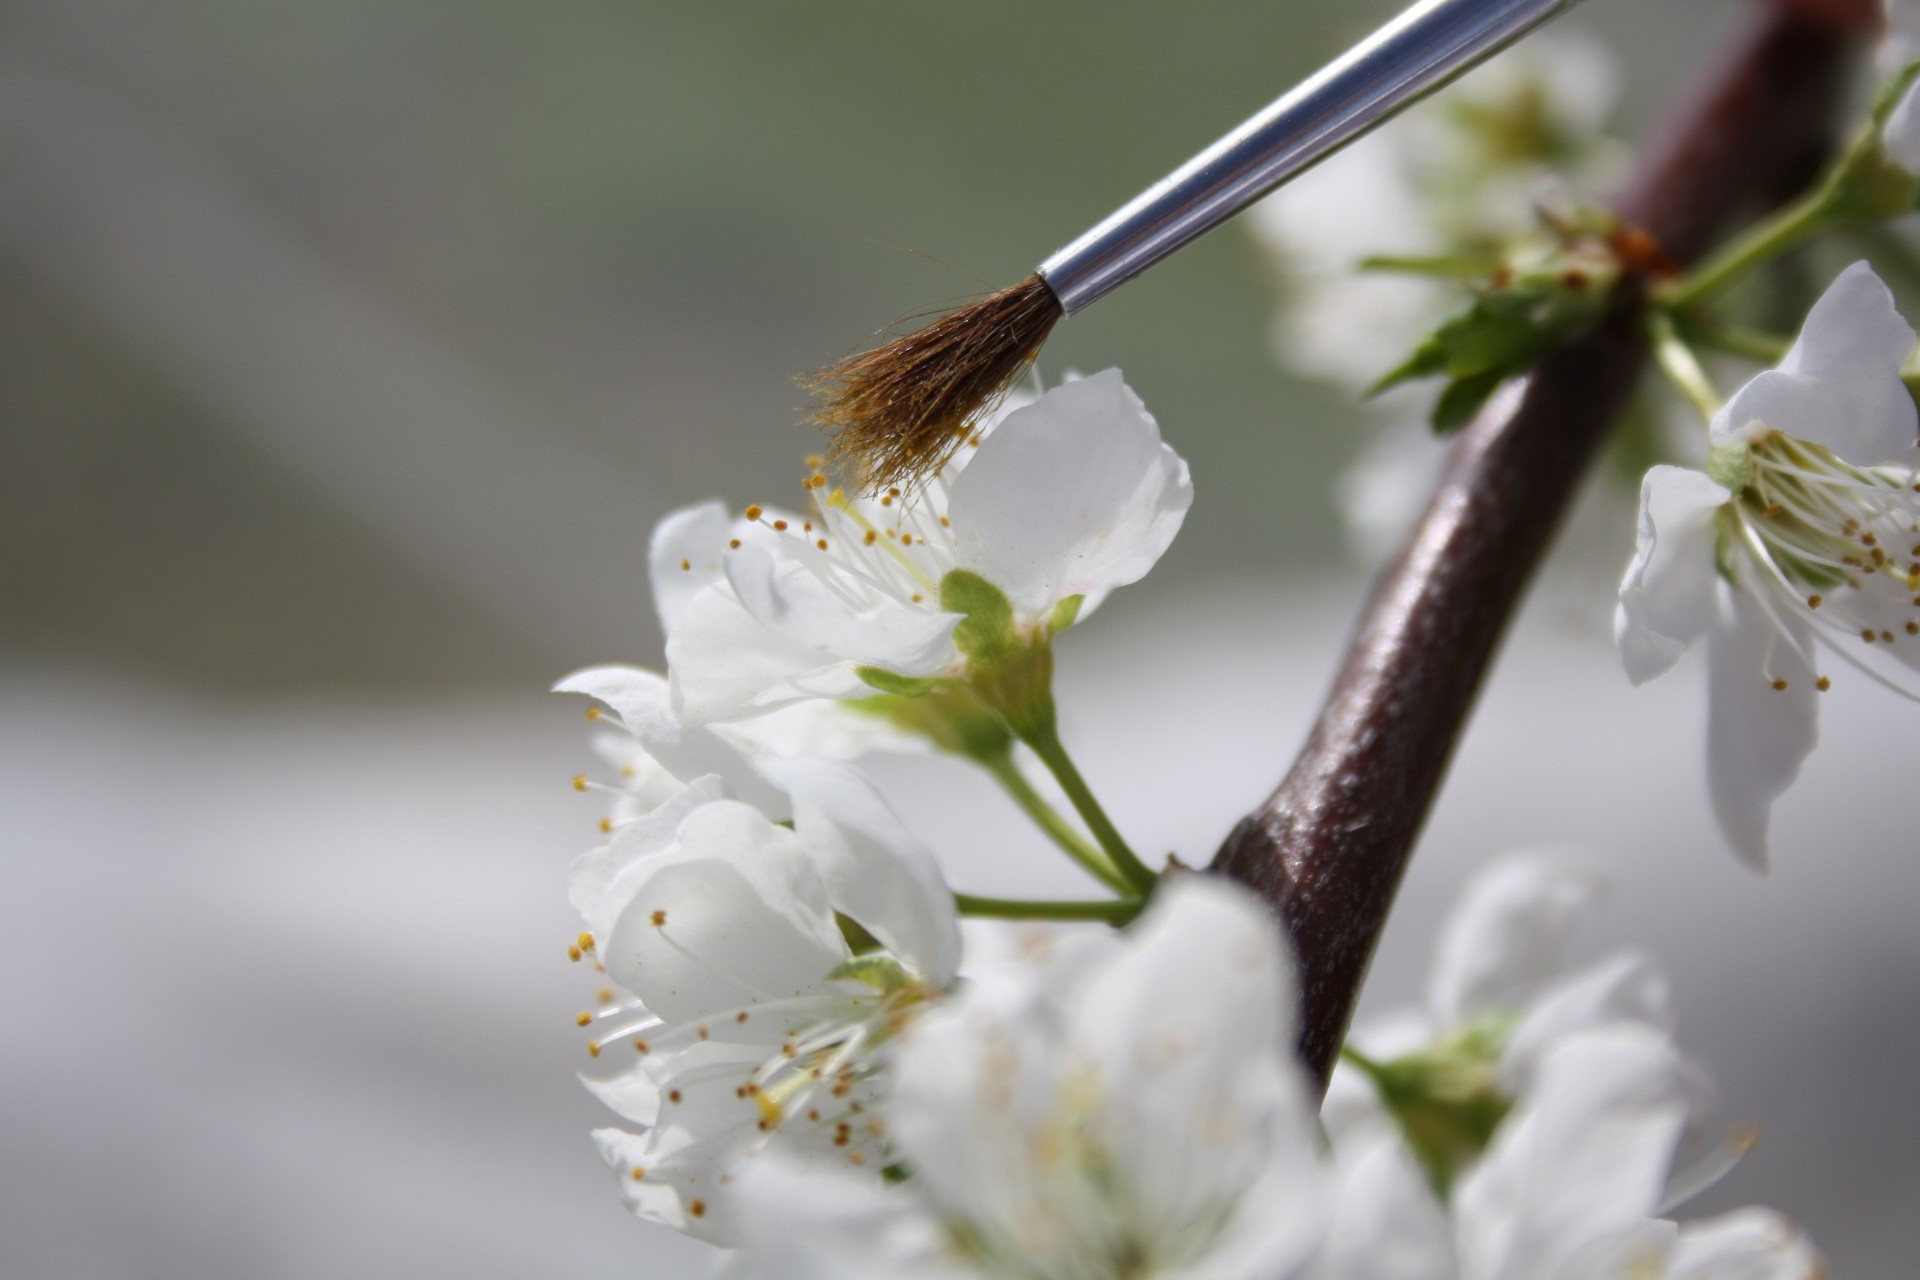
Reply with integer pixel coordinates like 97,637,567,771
1431,369,1508,435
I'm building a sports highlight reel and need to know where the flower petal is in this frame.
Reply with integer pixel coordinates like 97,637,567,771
650,501,735,635
1426,852,1608,1030
1498,952,1672,1092
1454,1024,1691,1280
555,665,793,819
734,1155,969,1280
725,542,961,677
666,588,876,725
1616,467,1729,686
1668,1208,1823,1279
1307,1130,1456,1280
1068,878,1322,1271
570,774,727,940
947,369,1193,620
1712,262,1918,465
1706,586,1818,871
1887,79,1920,174
601,801,848,1023
764,758,962,985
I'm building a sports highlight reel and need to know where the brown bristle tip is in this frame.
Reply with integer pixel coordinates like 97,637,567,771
805,274,1062,493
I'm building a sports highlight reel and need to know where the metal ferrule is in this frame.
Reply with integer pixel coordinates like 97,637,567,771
1036,0,1584,315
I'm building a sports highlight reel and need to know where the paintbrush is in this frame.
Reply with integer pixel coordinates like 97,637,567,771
812,0,1590,490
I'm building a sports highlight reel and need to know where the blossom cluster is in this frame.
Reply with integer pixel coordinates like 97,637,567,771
554,363,1823,1276
537,14,1920,1277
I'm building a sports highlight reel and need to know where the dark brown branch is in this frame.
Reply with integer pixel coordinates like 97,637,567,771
1210,0,1877,1091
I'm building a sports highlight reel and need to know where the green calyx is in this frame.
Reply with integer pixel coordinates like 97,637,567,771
941,569,1057,741
1346,1019,1515,1199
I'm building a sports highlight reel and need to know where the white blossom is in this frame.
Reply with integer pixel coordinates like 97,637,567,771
1316,1026,1822,1280
733,877,1330,1279
556,663,913,827
654,370,1190,728
572,763,960,1247
1616,261,1920,867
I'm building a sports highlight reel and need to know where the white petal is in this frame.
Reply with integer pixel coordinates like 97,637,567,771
1616,467,1729,686
947,369,1193,620
555,665,793,819
1668,1208,1823,1279
1713,263,1918,465
1706,586,1818,871
601,802,847,1023
1498,952,1672,1092
1069,878,1322,1267
667,588,875,725
651,501,736,635
734,1156,968,1280
1887,80,1920,174
726,542,961,677
1426,852,1608,1030
1455,1025,1691,1280
1304,1130,1455,1280
765,759,962,985
570,775,727,940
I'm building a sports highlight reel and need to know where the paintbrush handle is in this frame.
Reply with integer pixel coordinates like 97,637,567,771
1037,0,1588,314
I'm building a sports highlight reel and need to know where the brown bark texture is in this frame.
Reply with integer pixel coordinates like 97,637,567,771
1209,0,1879,1090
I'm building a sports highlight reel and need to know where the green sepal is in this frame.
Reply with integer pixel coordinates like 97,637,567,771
824,953,915,992
941,569,1019,661
1346,1018,1515,1199
846,685,1014,762
942,569,1056,741
853,665,942,699
1048,594,1086,634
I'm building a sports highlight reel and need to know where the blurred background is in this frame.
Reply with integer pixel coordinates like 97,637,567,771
3,0,1914,1276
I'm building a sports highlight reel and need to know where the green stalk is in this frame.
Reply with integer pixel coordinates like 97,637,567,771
979,750,1131,894
1660,187,1838,311
1679,320,1790,364
1647,312,1725,423
953,893,1143,924
1020,724,1159,895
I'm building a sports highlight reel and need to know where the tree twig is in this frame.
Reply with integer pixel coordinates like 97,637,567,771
1210,0,1878,1091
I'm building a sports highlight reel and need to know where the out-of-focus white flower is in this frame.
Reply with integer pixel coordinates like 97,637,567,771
1322,853,1679,1207
1883,0,1920,75
657,370,1191,727
733,877,1330,1279
1616,262,1920,867
556,664,913,827
573,763,961,1247
1317,1026,1822,1280
1248,33,1624,392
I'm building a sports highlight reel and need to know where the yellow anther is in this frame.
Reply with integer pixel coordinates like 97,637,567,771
755,1091,784,1127
680,559,691,571
578,932,596,953
597,987,614,1004
773,519,788,531
729,538,741,549
651,909,667,927
598,818,613,834
745,504,763,521
816,538,829,551
568,945,582,962
863,530,877,545
587,1041,601,1058
576,1011,592,1027
585,706,601,722
571,774,588,792
630,1166,647,1181
1816,676,1832,692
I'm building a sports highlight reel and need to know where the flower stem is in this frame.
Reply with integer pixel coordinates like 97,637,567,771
1020,725,1159,895
1648,312,1726,422
978,750,1131,894
953,892,1143,924
1660,186,1837,311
